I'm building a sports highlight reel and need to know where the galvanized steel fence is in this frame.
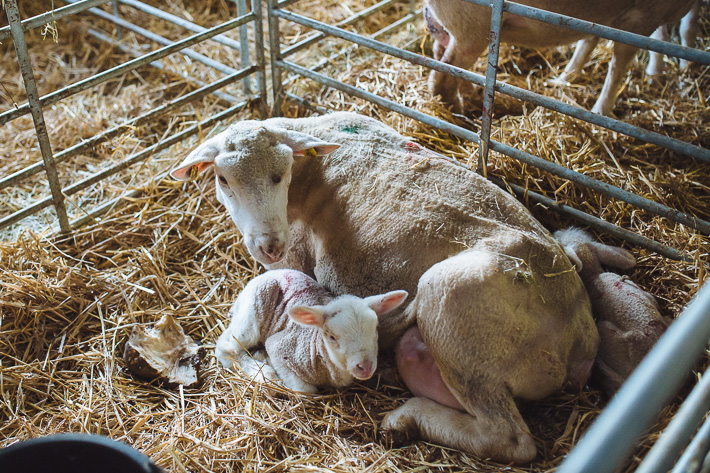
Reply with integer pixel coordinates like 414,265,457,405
2,0,710,471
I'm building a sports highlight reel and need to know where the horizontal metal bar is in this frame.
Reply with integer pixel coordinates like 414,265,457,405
281,0,398,58
557,284,710,473
0,0,109,41
117,0,243,52
672,414,710,473
60,102,250,200
0,11,255,126
84,28,243,104
68,104,248,230
272,9,710,164
636,369,710,473
0,102,247,232
80,2,239,75
489,176,691,262
279,58,710,235
0,63,254,191
464,0,710,65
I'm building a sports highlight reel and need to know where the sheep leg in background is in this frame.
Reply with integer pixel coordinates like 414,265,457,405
424,5,450,61
679,0,700,70
556,37,600,84
428,36,487,113
382,395,536,463
646,25,670,76
591,41,639,115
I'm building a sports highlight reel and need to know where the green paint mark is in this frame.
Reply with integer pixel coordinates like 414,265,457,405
341,126,360,134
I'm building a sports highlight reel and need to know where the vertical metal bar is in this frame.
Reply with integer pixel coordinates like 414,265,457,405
267,0,284,116
112,0,122,40
636,369,710,473
478,0,505,177
251,0,269,117
556,284,710,473
236,0,253,95
6,0,71,232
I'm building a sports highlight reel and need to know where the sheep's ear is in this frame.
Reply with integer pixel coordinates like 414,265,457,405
288,306,326,328
365,290,409,316
170,136,222,181
275,129,340,157
590,242,636,270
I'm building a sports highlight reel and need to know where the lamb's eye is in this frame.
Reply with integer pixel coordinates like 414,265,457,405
329,335,337,343
218,175,228,185
271,174,282,184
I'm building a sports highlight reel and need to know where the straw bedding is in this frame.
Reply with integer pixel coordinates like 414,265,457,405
1,0,708,471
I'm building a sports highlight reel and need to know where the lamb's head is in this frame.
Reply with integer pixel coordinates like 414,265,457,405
171,121,340,265
288,290,408,381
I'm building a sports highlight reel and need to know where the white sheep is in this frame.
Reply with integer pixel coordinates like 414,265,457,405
215,269,408,393
172,112,606,463
423,0,698,115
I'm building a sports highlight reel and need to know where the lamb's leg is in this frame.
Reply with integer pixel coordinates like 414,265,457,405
382,395,536,463
555,37,600,84
215,296,278,382
591,41,638,116
679,1,700,70
428,36,487,113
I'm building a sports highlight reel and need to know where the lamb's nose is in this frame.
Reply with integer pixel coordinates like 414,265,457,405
356,361,374,379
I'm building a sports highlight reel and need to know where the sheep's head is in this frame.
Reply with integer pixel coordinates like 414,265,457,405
171,121,339,265
288,291,408,381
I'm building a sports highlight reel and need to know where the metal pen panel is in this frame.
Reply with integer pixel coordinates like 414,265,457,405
0,12,255,126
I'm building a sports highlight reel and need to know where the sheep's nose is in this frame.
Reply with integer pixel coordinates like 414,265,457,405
355,361,374,379
259,243,283,262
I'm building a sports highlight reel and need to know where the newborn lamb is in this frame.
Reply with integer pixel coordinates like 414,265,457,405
554,228,669,395
216,269,408,393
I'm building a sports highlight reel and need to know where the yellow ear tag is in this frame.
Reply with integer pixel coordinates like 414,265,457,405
303,147,318,159
189,164,200,181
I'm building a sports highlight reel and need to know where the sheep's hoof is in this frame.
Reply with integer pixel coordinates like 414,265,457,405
380,407,419,448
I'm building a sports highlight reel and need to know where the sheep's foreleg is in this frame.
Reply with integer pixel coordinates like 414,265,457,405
381,395,536,463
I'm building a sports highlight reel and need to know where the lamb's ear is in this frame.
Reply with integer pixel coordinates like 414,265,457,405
590,242,636,270
170,135,223,181
274,129,340,157
365,290,409,317
288,306,326,328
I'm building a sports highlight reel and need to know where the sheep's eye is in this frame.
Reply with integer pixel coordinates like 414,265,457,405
271,174,282,184
329,335,337,343
218,175,228,185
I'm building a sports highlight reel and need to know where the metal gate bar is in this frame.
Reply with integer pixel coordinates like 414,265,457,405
84,28,243,105
6,0,71,232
